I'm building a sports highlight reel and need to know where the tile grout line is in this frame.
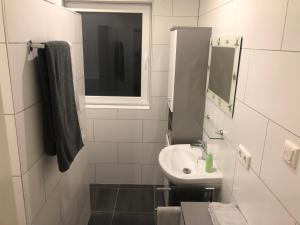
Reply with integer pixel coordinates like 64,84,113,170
111,186,120,225
237,99,300,139
280,0,290,50
258,120,270,176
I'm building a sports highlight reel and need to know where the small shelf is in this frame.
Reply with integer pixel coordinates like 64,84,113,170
203,115,224,140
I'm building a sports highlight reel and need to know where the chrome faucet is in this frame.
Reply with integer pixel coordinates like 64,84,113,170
191,140,208,160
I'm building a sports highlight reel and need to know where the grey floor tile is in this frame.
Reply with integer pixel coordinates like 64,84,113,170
116,188,154,212
112,213,155,225
90,187,118,212
88,212,113,225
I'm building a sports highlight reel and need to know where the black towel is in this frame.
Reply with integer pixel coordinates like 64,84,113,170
37,41,84,172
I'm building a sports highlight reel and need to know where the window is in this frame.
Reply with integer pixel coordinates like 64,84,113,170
76,4,151,107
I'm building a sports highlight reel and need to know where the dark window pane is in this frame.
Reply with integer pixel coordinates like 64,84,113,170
80,12,142,97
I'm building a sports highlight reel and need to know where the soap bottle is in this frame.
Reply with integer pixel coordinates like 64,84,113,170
205,153,213,173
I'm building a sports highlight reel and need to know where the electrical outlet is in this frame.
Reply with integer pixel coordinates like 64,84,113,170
238,145,251,170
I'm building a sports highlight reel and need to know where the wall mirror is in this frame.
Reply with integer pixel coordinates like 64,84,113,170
206,36,242,117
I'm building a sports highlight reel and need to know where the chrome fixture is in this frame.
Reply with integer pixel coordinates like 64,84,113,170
191,140,208,160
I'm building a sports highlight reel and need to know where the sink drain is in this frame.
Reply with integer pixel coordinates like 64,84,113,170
183,168,191,174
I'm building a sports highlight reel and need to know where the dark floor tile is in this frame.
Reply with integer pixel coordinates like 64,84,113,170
116,188,154,212
120,184,154,189
90,187,118,211
88,212,113,225
112,213,155,225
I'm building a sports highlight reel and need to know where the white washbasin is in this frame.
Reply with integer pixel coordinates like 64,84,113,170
159,144,222,186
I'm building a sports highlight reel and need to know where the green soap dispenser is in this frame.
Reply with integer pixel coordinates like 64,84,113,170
205,153,213,173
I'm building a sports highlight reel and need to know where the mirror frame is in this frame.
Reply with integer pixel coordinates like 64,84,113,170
206,36,242,117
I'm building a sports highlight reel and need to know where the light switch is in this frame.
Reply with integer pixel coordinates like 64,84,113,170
283,140,299,169
238,144,251,170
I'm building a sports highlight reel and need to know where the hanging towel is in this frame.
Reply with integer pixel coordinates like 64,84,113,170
37,41,84,172
156,207,181,225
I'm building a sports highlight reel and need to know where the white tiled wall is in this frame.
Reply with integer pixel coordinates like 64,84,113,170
200,0,300,224
0,0,90,225
66,0,202,185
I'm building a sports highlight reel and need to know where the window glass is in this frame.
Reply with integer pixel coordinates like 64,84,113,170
80,12,142,97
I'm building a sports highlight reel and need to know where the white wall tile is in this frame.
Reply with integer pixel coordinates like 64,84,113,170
95,164,141,184
94,120,142,142
152,0,172,16
118,97,168,120
23,158,46,225
89,164,96,184
16,104,44,173
233,161,295,225
198,1,237,37
86,119,94,141
143,120,167,142
43,156,62,200
118,142,163,164
72,43,84,81
236,49,250,101
215,140,237,191
151,45,170,72
0,44,14,114
204,98,225,131
141,165,164,185
12,177,27,225
4,0,82,43
244,50,300,137
260,122,300,222
87,142,118,163
7,44,40,113
0,0,5,42
224,100,268,174
282,0,300,51
86,108,118,119
173,0,199,16
5,115,21,176
32,185,63,225
152,16,198,44
236,0,288,50
220,182,236,204
151,72,168,97
199,0,232,15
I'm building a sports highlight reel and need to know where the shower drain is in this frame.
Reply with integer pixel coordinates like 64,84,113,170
183,168,192,174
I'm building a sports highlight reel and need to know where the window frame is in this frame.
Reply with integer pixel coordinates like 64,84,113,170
73,4,151,108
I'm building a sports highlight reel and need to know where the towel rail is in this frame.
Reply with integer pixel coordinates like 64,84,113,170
28,40,45,51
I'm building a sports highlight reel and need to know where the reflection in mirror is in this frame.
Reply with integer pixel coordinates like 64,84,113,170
206,36,242,117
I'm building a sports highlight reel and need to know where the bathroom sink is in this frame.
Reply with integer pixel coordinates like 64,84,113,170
158,144,222,186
